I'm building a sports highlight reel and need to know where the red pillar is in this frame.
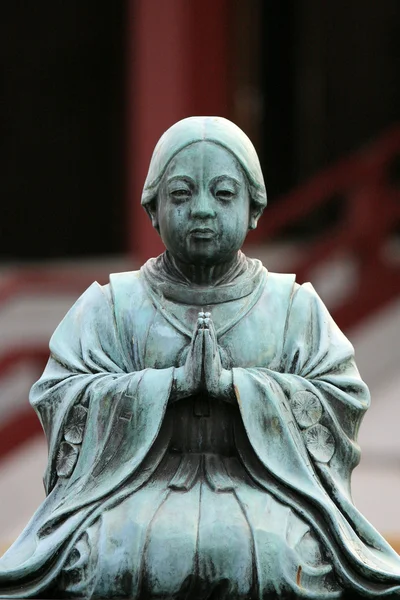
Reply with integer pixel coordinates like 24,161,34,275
126,0,231,263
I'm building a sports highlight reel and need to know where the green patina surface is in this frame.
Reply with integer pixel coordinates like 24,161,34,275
1,117,400,599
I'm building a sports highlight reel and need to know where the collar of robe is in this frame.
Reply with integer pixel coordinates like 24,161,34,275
141,251,265,306
141,252,268,339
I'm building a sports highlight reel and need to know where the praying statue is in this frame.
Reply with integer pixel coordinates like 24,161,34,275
2,116,400,599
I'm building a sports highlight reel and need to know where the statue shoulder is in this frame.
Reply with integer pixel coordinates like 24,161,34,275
264,272,328,312
108,269,147,302
107,269,154,321
289,280,329,315
264,270,298,303
62,271,147,318
258,271,332,323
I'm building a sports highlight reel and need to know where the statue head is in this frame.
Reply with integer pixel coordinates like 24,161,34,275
141,117,267,266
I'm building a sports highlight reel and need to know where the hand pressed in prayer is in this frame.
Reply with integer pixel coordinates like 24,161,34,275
201,312,221,397
180,313,204,395
200,312,233,401
172,312,233,401
172,312,205,400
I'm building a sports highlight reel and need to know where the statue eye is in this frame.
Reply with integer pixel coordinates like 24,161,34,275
215,189,235,201
170,188,191,202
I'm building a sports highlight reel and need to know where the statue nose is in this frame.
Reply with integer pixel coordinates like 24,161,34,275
190,193,216,219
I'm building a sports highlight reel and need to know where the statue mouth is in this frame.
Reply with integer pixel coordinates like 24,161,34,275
189,227,216,239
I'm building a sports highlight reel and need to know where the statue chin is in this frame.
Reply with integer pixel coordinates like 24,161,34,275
1,116,400,600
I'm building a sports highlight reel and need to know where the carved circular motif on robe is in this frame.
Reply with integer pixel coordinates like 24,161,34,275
64,405,88,444
303,424,335,463
291,391,323,428
56,441,79,477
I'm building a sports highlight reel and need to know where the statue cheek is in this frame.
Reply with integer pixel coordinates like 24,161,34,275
160,210,186,243
170,208,189,232
224,218,248,249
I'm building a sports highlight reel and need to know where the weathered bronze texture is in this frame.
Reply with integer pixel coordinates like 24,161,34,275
1,117,400,599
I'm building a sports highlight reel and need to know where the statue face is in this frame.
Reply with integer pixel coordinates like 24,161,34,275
156,142,250,266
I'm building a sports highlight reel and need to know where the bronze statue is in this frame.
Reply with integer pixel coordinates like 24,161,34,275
1,117,400,599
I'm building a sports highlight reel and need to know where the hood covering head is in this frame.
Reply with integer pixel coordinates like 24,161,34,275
141,116,267,221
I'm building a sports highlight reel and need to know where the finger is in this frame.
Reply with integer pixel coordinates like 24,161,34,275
193,328,204,384
187,327,200,371
203,328,221,397
207,318,218,353
205,326,223,389
193,325,203,352
203,328,213,379
197,317,205,330
188,322,199,352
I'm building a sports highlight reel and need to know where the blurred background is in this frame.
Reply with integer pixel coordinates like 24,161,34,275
1,0,400,554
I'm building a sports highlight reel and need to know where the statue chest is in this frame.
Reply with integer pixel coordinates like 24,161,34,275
141,290,287,370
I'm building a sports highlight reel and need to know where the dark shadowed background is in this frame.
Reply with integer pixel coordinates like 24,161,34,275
1,1,399,259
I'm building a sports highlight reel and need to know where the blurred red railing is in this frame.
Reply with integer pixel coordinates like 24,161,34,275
0,270,110,306
0,347,48,459
0,270,112,460
248,125,400,330
1,125,400,459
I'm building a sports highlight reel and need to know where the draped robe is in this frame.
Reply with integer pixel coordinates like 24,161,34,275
1,256,400,598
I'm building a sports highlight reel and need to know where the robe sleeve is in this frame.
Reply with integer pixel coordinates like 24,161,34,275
233,282,400,579
275,281,369,499
233,281,368,495
30,281,174,503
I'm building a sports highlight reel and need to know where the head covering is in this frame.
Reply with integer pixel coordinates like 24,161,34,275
141,116,267,218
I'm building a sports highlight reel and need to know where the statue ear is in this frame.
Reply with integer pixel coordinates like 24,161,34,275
249,215,258,230
249,206,263,230
145,199,159,232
